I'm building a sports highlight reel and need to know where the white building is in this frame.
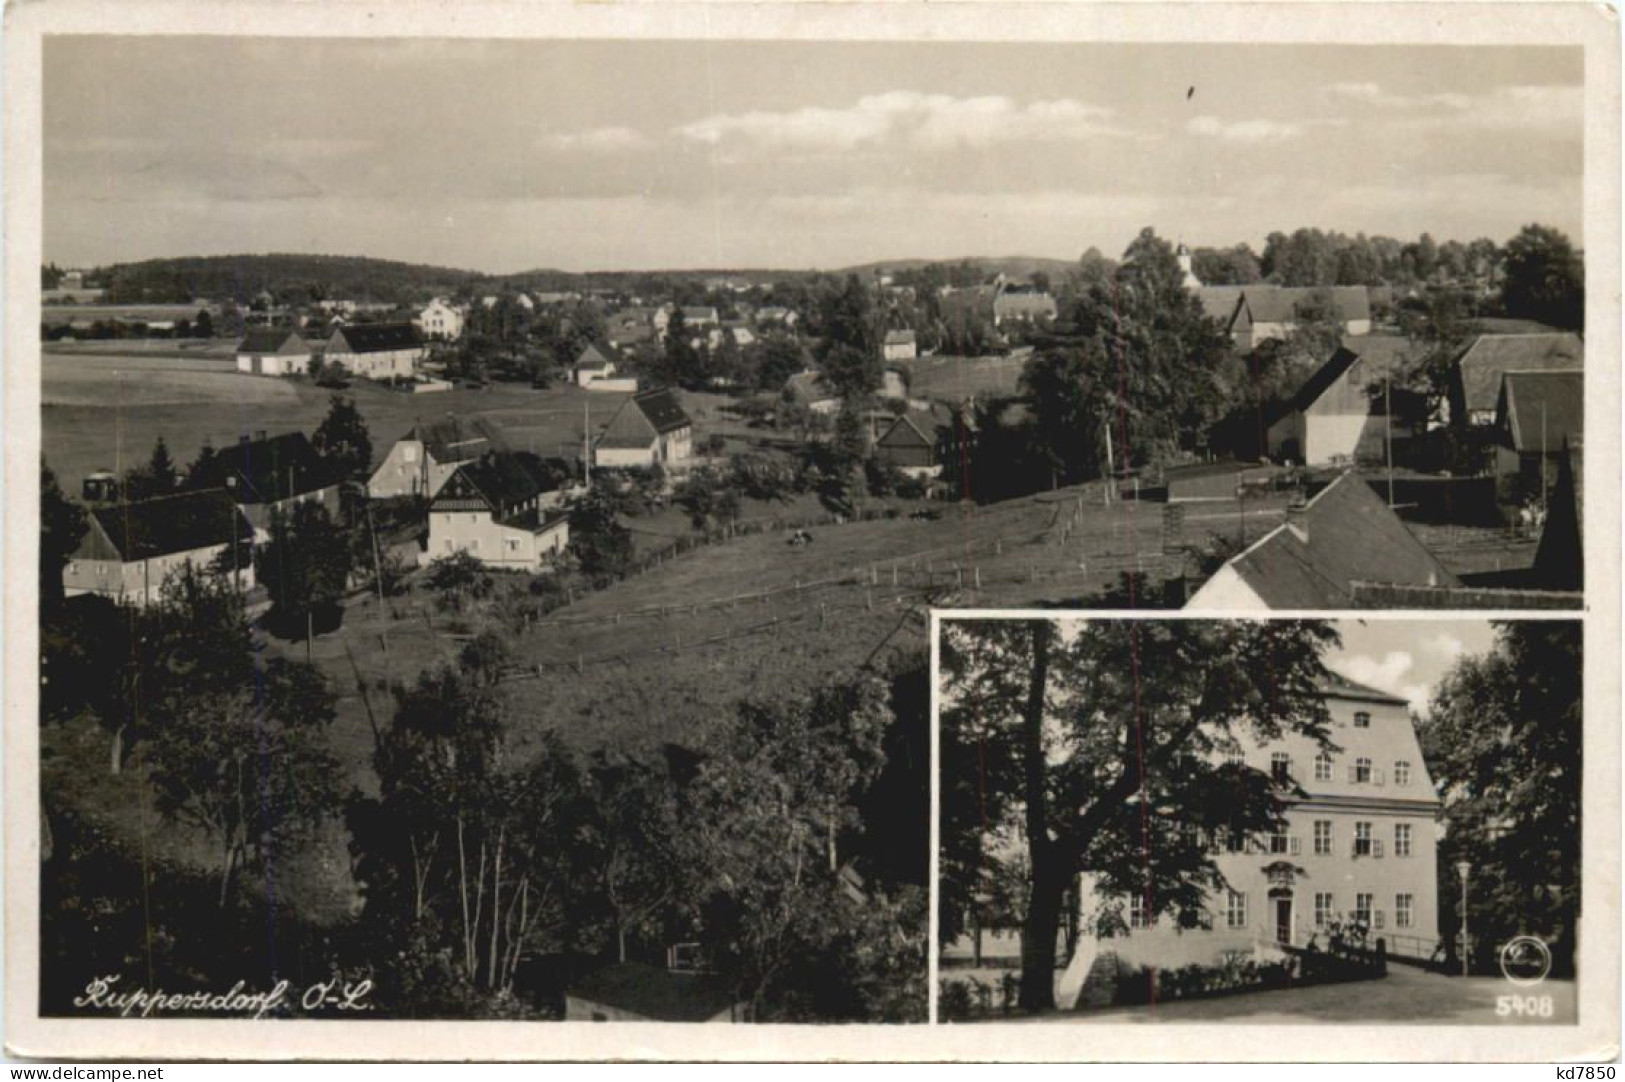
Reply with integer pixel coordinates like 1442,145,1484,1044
62,489,257,607
235,327,311,376
415,297,465,341
593,388,694,469
368,417,507,499
425,452,571,571
324,323,427,380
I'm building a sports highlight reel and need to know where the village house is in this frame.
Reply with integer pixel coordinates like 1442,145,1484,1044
425,452,571,571
1196,286,1373,352
1186,471,1458,610
415,297,465,341
1266,337,1425,467
882,329,918,362
367,417,508,499
324,323,427,380
1449,332,1583,426
990,282,1057,325
874,411,942,479
234,327,312,377
62,489,257,607
680,306,720,329
187,431,346,540
784,370,840,416
573,342,639,391
753,305,798,329
593,388,694,469
1492,369,1583,507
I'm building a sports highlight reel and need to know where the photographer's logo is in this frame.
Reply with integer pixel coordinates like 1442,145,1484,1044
1498,936,1552,987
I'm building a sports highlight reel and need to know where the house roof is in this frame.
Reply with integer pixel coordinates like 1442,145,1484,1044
1496,370,1583,454
236,327,308,355
877,412,937,449
1238,286,1372,326
406,417,507,464
1286,336,1418,415
884,329,917,346
1317,670,1409,707
567,962,739,1022
596,389,691,449
1457,333,1584,414
681,306,719,321
574,342,617,371
1193,286,1246,324
432,452,569,515
82,489,255,563
1208,471,1458,608
331,323,424,354
187,432,342,504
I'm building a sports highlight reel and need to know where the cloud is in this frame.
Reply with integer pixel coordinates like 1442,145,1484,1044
543,126,652,153
1328,81,1579,128
1334,651,1430,712
1185,115,1306,144
1423,631,1467,662
676,91,1127,154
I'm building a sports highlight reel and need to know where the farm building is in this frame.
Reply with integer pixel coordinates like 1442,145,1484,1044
990,282,1057,325
563,962,746,1023
425,452,571,571
574,343,640,392
1187,470,1457,610
1450,332,1583,425
874,411,942,479
235,327,312,377
186,431,346,539
1223,287,1372,351
368,417,509,499
1492,369,1583,506
883,329,918,362
680,306,720,328
594,389,694,469
1265,337,1424,467
324,323,427,380
414,297,464,341
784,370,839,415
62,489,257,607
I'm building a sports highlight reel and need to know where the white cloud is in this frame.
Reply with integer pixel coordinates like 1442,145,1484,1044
1185,115,1304,145
676,91,1127,154
543,126,652,152
1329,81,1578,127
1334,651,1429,712
1424,631,1467,662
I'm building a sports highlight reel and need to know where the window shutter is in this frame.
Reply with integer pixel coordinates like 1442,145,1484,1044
1290,837,1302,856
1374,839,1384,858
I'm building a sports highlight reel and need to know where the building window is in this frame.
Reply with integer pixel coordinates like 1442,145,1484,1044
1353,757,1373,783
1353,711,1371,728
1394,760,1411,786
1270,828,1290,855
1354,821,1373,857
1224,750,1245,767
1394,823,1412,858
1354,893,1373,925
1315,893,1335,928
1128,895,1152,930
1225,890,1247,930
1314,820,1333,856
1396,894,1414,929
1270,753,1292,784
1314,752,1333,782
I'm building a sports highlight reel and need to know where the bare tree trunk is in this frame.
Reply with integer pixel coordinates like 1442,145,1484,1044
1018,622,1059,1012
487,826,506,990
456,817,473,976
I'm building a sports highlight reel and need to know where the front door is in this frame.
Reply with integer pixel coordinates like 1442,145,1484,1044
1274,898,1293,945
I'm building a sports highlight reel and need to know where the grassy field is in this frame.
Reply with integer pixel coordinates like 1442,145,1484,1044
903,354,1027,401
41,348,635,493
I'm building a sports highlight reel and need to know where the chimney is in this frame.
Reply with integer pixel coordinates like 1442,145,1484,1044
1285,494,1309,543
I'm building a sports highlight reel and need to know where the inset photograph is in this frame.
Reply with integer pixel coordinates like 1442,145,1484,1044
936,615,1580,1024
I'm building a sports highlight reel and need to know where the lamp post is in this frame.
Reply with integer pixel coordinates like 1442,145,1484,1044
1456,860,1473,978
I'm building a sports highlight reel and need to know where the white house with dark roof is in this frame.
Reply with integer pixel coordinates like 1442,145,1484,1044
593,389,694,469
235,327,312,376
1265,336,1424,466
415,297,465,341
62,489,257,606
324,323,427,380
367,417,508,499
883,329,918,362
1193,286,1372,351
425,452,572,570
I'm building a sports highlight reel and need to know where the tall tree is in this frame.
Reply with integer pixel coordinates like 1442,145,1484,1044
940,618,1337,1011
40,459,87,606
253,502,354,638
1500,224,1584,331
312,394,373,479
1418,621,1582,974
818,274,883,402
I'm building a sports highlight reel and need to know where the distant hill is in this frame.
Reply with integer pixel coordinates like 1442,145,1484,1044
838,256,1076,280
92,253,491,306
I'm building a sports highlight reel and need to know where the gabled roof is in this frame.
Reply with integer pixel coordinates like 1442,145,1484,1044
330,323,424,354
406,417,507,464
1193,286,1246,324
574,342,616,371
432,452,568,515
1457,333,1584,414
568,962,739,1022
81,489,255,563
877,411,937,449
1286,336,1417,415
187,432,342,504
1238,286,1372,326
1206,471,1458,608
1497,370,1583,454
596,389,692,450
236,327,308,355
1317,669,1409,707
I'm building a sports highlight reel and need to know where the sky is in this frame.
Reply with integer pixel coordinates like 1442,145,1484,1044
44,37,1584,273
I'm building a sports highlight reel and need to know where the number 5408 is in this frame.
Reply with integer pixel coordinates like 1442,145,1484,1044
1496,994,1554,1017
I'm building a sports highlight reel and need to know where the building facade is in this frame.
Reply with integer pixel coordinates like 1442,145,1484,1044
62,489,257,607
415,298,465,341
425,452,572,571
593,389,694,469
235,327,312,376
324,323,427,380
367,418,507,499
